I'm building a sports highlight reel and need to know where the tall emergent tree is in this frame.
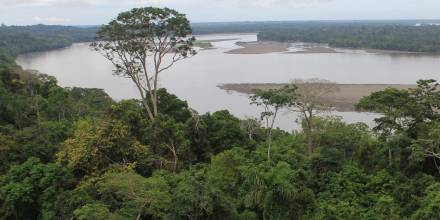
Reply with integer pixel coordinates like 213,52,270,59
251,89,292,162
357,79,440,167
356,87,411,166
92,7,196,121
282,79,338,159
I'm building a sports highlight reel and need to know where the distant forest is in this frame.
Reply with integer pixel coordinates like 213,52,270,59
258,25,440,52
0,25,98,56
1,20,440,64
194,20,440,53
191,20,440,34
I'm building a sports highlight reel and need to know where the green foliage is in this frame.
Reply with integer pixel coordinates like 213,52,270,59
0,68,116,173
146,115,189,172
411,183,440,219
357,80,440,172
193,40,213,49
411,122,440,174
184,110,249,162
169,168,217,219
168,164,239,220
205,110,248,153
150,88,192,123
109,99,150,140
311,117,379,171
57,119,150,176
91,7,196,121
0,24,97,56
68,168,172,220
251,88,294,161
74,203,116,220
0,158,75,220
314,166,398,219
3,7,440,220
357,87,413,136
242,162,315,220
357,80,440,134
251,89,293,122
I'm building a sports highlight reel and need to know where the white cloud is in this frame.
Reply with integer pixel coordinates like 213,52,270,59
3,0,90,7
1,0,171,7
32,16,71,23
1,0,438,25
218,0,334,7
1,0,333,8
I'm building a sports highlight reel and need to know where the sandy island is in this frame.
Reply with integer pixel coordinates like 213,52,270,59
288,45,339,54
225,41,291,54
194,38,241,50
218,83,416,112
224,41,432,55
363,48,425,54
205,38,240,43
225,41,341,54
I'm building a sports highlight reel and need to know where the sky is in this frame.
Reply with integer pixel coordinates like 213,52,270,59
1,0,440,25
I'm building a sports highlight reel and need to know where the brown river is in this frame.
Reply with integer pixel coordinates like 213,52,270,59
16,34,440,130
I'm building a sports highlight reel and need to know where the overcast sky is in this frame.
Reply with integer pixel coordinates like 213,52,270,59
1,0,440,25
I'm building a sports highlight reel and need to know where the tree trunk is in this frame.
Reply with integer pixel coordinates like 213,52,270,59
131,75,155,121
434,159,440,175
307,112,314,160
307,131,313,160
142,99,155,121
170,144,178,173
388,146,392,167
133,80,154,121
173,152,178,173
35,99,41,128
152,91,158,117
267,109,278,163
267,129,272,162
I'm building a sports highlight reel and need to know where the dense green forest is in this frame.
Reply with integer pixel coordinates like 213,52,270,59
1,19,440,62
2,58,440,220
1,10,440,219
191,20,440,35
258,25,440,52
0,25,98,68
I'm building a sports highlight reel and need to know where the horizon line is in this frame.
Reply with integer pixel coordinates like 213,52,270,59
3,18,440,27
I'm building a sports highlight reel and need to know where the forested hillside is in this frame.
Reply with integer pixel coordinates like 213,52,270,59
0,25,98,55
258,25,440,52
1,10,440,219
1,20,440,61
191,20,440,35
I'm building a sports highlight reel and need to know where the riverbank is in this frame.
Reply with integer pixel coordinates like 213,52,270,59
288,43,339,54
225,41,340,54
363,48,423,54
225,41,291,54
224,41,340,54
223,41,435,55
218,83,416,111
